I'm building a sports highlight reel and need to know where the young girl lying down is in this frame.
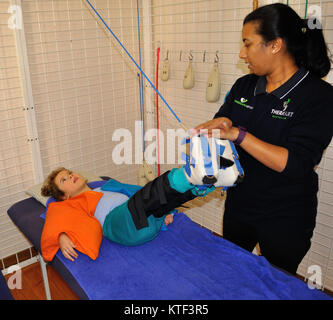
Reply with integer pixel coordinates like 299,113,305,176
40,136,241,262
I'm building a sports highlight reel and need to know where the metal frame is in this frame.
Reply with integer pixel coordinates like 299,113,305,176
11,0,44,184
38,253,51,300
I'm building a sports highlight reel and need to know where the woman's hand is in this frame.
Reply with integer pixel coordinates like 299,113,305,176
191,117,239,141
191,117,288,173
59,233,78,261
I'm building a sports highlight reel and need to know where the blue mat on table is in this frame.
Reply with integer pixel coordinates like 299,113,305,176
55,214,331,299
43,179,331,300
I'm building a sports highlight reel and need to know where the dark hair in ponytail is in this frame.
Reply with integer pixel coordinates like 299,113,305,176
243,3,332,78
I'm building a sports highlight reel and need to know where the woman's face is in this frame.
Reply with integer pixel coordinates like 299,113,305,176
54,169,87,199
239,22,274,76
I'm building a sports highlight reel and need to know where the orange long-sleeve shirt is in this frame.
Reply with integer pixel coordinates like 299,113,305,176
41,191,104,261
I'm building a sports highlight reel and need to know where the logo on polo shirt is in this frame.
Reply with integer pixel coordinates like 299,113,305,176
234,98,254,110
283,98,291,111
271,98,294,120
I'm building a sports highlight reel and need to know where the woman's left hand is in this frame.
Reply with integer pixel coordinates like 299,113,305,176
190,117,239,141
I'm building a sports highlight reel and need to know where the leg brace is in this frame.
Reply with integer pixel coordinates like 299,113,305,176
128,170,196,230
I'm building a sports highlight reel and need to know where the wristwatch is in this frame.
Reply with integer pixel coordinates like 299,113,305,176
233,126,247,145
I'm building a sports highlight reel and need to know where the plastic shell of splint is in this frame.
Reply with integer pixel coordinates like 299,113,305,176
182,135,244,189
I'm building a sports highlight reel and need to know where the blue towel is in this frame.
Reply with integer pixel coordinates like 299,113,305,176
100,178,142,196
55,213,331,300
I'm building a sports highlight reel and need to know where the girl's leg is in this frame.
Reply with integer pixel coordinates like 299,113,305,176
103,168,201,245
128,167,198,230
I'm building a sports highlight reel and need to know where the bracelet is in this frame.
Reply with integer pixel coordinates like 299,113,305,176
233,126,247,145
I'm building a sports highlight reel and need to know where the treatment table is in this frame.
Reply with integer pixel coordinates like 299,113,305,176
7,178,331,300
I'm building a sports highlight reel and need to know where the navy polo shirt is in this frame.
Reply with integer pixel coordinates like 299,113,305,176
214,68,333,219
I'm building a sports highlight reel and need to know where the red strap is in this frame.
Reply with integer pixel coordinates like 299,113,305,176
156,47,161,176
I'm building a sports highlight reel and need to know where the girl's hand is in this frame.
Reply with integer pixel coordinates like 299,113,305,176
59,233,78,261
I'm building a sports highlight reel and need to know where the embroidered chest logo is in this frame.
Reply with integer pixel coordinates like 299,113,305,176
234,97,254,110
271,98,294,120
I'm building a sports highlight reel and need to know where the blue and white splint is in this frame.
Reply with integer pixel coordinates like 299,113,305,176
182,135,244,192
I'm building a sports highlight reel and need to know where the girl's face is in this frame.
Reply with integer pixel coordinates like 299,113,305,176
239,22,275,76
54,169,87,199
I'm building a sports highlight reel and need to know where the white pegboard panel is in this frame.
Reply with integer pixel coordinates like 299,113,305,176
0,0,146,260
0,0,36,259
21,0,143,182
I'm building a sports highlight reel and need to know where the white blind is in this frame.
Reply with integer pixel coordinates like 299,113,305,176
0,0,145,259
0,0,35,259
22,0,143,181
293,0,333,293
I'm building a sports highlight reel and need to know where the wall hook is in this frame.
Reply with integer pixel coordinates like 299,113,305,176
214,51,219,63
189,50,193,61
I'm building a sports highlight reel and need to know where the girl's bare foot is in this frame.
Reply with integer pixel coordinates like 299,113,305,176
164,214,174,226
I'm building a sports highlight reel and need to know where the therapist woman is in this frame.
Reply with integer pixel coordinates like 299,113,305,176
193,3,333,274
